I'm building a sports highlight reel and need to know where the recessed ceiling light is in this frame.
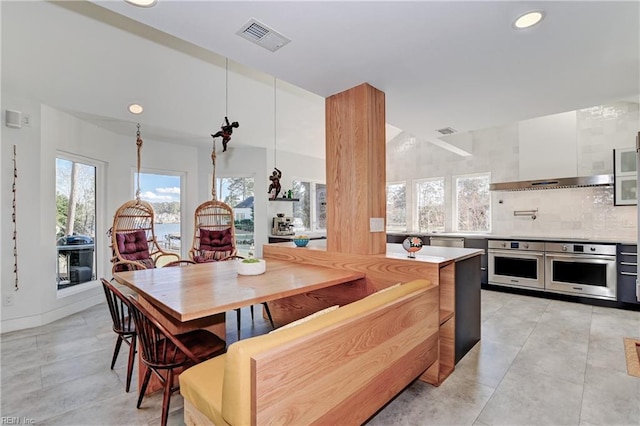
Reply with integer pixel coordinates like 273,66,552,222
513,10,545,29
124,0,157,8
128,104,144,114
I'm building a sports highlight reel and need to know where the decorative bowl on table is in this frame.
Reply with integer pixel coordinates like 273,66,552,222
293,235,310,247
402,236,423,258
237,258,266,275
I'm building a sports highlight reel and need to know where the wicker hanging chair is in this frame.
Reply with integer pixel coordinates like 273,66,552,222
188,200,242,263
110,199,193,273
109,124,193,274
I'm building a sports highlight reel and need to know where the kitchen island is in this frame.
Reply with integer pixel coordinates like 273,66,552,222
263,240,483,385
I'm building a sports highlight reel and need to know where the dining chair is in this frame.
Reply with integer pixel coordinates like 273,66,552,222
101,278,136,393
189,199,275,338
242,304,275,338
127,295,226,426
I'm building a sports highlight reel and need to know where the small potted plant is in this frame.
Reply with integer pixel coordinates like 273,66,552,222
237,257,266,275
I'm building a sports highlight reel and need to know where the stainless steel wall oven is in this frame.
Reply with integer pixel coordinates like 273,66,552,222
545,243,617,300
488,240,545,290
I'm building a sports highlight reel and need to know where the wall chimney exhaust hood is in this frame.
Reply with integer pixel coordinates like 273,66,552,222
489,174,614,191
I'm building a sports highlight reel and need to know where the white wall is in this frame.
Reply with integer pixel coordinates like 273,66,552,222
0,0,327,332
387,101,639,241
0,101,201,332
0,99,324,332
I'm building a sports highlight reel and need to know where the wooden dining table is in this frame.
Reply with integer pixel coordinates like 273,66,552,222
113,258,365,394
112,258,365,337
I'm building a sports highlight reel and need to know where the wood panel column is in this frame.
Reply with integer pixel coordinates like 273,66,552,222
325,83,386,255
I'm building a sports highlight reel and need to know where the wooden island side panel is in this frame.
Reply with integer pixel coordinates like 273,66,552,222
263,243,456,385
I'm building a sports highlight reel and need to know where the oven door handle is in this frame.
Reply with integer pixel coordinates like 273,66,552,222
546,253,616,261
489,250,544,258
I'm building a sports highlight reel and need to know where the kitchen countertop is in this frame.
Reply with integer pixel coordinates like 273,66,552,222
266,239,483,264
387,232,636,245
269,232,326,240
385,243,483,263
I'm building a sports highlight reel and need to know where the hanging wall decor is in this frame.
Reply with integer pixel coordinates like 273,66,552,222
12,145,19,291
211,116,239,152
268,167,282,200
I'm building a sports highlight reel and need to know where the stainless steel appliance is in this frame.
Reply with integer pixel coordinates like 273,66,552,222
488,240,545,290
430,236,464,248
272,216,295,236
545,242,616,300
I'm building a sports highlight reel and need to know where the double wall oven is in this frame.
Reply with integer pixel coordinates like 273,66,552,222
488,239,617,300
545,242,616,300
488,240,545,290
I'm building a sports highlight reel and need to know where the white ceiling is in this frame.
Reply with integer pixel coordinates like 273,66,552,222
4,1,639,159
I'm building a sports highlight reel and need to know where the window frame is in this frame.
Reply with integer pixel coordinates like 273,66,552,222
413,176,446,233
386,180,407,232
214,175,256,256
452,172,491,233
291,178,326,233
134,168,186,257
55,151,104,297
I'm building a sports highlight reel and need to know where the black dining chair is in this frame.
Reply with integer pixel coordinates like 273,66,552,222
101,278,137,393
127,295,226,426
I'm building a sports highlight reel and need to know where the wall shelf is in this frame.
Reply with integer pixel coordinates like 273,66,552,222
270,198,299,202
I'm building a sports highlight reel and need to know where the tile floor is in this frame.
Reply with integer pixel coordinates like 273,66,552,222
1,290,639,425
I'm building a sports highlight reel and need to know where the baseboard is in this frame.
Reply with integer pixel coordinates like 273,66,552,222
1,294,104,334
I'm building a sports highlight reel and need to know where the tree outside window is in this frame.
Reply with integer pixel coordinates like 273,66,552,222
454,173,491,232
386,182,406,232
292,181,325,232
415,178,445,233
56,157,97,289
217,177,255,255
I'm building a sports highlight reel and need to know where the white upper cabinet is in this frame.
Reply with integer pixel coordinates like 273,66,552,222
518,111,577,180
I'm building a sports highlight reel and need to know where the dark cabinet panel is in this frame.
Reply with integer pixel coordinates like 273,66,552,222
617,244,639,304
455,255,481,363
465,238,488,286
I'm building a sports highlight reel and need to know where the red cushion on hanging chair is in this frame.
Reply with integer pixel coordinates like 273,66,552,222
116,230,152,260
199,228,233,252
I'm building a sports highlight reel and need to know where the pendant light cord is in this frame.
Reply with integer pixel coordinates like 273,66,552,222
135,123,143,201
274,77,277,168
212,58,229,201
225,58,229,117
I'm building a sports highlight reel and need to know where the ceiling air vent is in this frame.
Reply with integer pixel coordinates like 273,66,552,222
437,127,457,135
236,19,291,52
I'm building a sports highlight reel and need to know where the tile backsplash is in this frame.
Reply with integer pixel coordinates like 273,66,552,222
492,186,636,241
387,100,639,242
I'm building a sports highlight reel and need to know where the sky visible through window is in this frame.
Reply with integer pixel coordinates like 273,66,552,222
137,173,180,202
135,174,237,204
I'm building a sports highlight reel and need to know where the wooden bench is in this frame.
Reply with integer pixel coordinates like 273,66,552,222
180,279,440,425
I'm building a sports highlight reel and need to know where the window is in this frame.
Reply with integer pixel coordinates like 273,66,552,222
415,178,445,233
292,180,326,232
216,177,255,256
386,182,406,232
454,173,491,232
56,155,98,290
136,172,183,255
